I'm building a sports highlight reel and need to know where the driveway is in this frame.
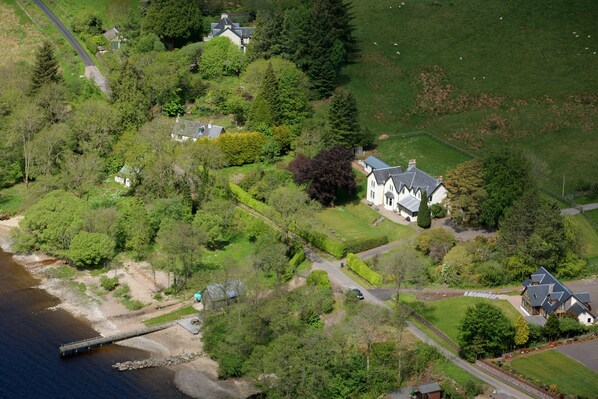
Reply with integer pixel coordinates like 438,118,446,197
33,0,109,94
561,203,598,216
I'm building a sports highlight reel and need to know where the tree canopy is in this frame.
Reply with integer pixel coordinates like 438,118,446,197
142,0,204,49
30,41,63,95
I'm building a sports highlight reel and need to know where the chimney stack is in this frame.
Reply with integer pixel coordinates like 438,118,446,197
437,175,443,184
208,121,212,129
221,13,228,19
408,159,416,170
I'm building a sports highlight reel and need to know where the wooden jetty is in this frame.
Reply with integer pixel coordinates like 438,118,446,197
59,322,174,357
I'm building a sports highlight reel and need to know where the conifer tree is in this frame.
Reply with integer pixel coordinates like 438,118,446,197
417,191,432,228
326,89,361,148
246,10,283,62
30,41,63,95
260,63,280,124
514,315,529,347
305,0,337,98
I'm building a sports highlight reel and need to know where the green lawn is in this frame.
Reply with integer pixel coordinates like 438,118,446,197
568,214,598,258
143,306,197,326
416,296,520,343
510,350,598,398
314,202,414,243
202,234,257,269
434,357,484,387
0,183,26,215
343,0,597,195
374,134,472,177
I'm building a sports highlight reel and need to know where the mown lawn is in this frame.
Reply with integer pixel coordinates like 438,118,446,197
416,296,520,343
314,202,414,244
510,350,598,398
374,134,472,177
344,0,597,195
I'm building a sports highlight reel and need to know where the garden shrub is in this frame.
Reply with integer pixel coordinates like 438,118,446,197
307,270,332,290
430,203,447,218
215,132,265,166
346,253,383,285
100,275,119,291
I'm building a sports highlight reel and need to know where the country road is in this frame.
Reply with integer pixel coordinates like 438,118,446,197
237,203,537,398
32,0,109,94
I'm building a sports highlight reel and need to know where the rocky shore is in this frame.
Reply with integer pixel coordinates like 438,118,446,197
0,216,256,399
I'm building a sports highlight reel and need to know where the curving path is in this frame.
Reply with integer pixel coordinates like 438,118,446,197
32,0,109,94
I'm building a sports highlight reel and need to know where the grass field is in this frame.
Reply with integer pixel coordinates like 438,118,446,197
344,0,598,195
0,1,44,66
0,183,26,215
45,0,139,29
374,134,472,177
568,214,598,258
416,296,520,343
314,202,414,243
143,306,197,327
510,350,598,398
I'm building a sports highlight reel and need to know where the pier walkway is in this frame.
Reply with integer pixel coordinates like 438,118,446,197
59,322,174,357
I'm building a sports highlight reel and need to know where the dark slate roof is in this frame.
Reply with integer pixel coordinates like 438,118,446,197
418,382,441,394
575,292,591,304
569,302,588,316
389,166,441,195
205,280,245,302
370,166,403,184
172,119,224,140
210,15,254,39
364,156,391,170
399,195,420,212
525,285,550,307
523,267,592,316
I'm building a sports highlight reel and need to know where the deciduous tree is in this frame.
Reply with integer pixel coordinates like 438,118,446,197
199,37,243,79
378,246,427,305
458,302,514,361
514,315,529,347
444,158,487,226
67,231,115,268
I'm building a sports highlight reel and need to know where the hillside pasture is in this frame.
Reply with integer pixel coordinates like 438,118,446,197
344,0,598,196
373,133,472,177
0,2,44,67
45,0,139,28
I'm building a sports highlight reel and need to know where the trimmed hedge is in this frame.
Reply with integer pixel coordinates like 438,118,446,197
229,183,280,219
289,247,306,269
307,270,332,290
346,253,383,286
215,132,266,166
290,224,346,259
344,234,388,254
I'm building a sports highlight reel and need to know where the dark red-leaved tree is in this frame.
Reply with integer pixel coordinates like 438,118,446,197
289,146,355,206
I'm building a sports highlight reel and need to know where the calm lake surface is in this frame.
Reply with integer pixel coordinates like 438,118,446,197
0,249,189,399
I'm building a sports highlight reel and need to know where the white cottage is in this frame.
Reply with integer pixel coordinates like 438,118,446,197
366,159,447,222
204,14,254,53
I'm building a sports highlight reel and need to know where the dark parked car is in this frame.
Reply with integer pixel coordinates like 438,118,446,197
349,287,364,300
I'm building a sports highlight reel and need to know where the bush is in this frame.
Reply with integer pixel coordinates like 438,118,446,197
307,270,332,290
100,275,119,291
114,283,131,298
346,253,383,285
290,224,346,258
430,203,447,218
215,132,266,166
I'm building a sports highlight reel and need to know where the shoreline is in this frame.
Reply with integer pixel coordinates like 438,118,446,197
0,217,256,399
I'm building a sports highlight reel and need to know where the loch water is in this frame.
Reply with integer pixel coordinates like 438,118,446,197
0,249,189,399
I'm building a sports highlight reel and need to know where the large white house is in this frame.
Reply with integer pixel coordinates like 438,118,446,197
366,157,447,222
204,14,254,52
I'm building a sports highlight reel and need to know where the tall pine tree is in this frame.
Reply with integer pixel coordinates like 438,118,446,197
325,89,361,148
261,62,280,123
246,10,283,62
30,41,62,95
417,191,432,228
305,0,337,98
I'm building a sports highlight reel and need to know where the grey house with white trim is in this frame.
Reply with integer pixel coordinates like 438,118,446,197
204,14,254,52
171,117,224,142
521,267,595,326
366,159,447,222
